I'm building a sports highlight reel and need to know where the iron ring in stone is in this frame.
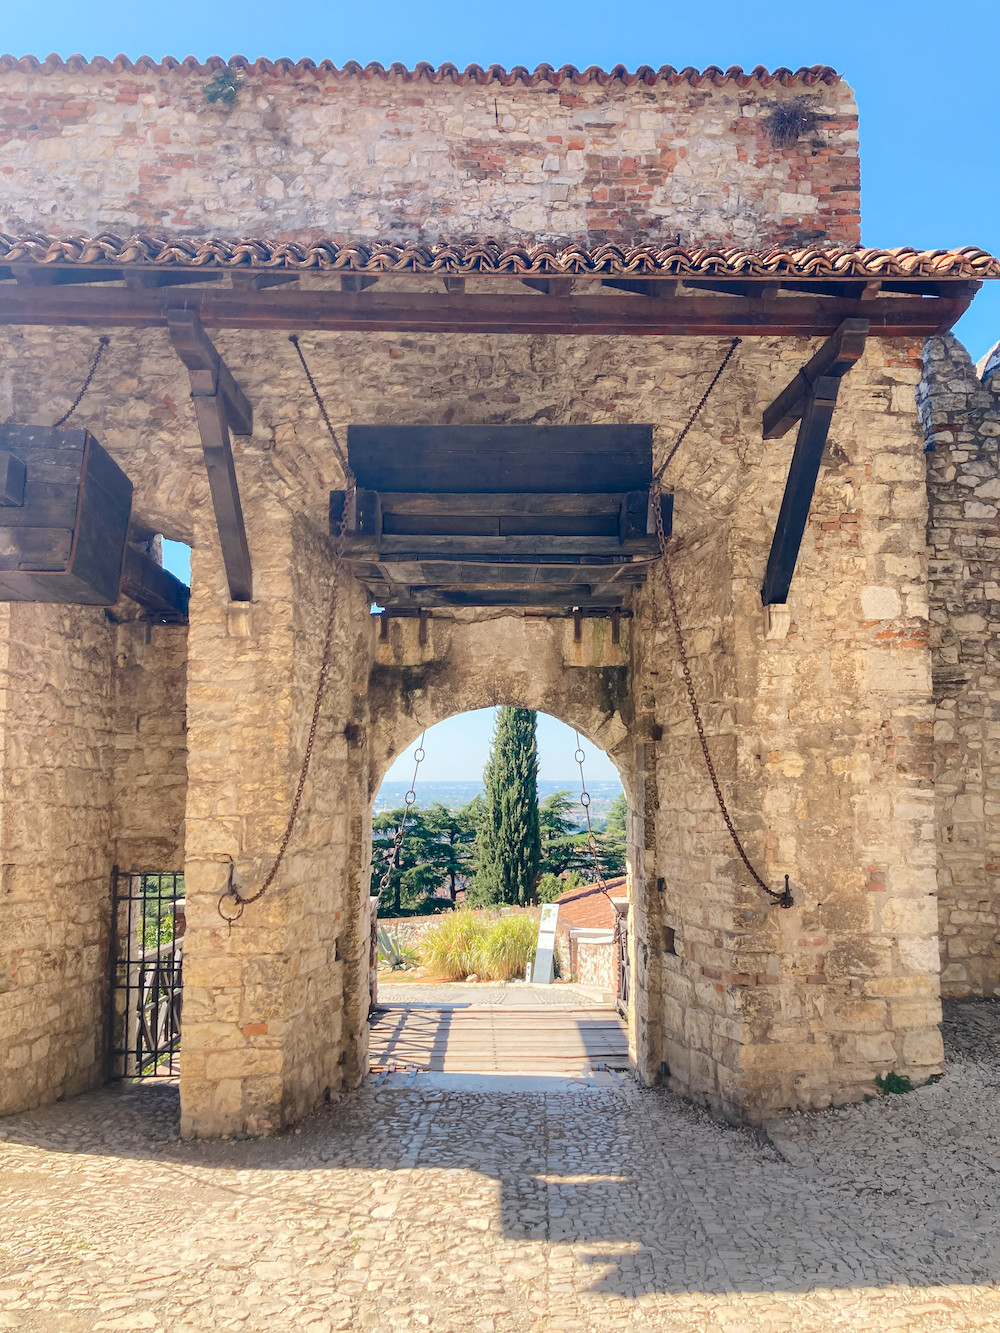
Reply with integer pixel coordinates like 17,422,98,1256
218,892,245,923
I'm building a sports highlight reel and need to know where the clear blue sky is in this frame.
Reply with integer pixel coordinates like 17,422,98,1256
5,0,997,359
12,2,995,779
383,709,622,783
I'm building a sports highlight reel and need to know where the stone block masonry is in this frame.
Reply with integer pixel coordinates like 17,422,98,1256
920,335,1000,997
0,62,859,248
0,57,963,1133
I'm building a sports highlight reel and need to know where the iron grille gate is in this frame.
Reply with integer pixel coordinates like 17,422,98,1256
615,912,631,1016
109,869,185,1079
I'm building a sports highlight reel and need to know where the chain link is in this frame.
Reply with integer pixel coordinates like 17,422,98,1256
573,732,617,909
650,340,793,909
374,734,426,904
53,336,109,428
218,339,357,927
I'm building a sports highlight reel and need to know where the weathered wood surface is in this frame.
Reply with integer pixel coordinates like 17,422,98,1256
120,545,190,621
167,310,253,602
761,319,869,606
348,424,652,494
0,425,132,603
762,317,870,439
0,281,976,338
369,1005,629,1073
0,452,26,507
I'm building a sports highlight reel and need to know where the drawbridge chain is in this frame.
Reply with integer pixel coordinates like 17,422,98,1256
573,731,616,909
53,335,110,427
651,338,792,909
218,337,356,927
375,734,427,902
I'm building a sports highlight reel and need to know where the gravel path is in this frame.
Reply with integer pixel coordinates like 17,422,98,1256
1,1001,999,1332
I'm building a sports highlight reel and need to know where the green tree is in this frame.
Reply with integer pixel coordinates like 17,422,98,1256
538,790,589,877
372,800,481,914
472,707,542,905
598,792,628,877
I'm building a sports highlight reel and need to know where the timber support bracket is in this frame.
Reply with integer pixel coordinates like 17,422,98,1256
167,309,254,602
761,317,869,607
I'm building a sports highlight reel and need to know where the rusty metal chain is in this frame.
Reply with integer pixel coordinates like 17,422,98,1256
652,339,793,909
53,335,110,427
572,732,618,909
374,734,426,903
218,338,357,927
653,337,741,484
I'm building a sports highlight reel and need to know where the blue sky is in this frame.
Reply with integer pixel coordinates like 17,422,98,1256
9,1,996,780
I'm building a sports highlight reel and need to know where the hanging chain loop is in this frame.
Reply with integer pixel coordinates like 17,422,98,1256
53,336,110,428
219,337,356,927
374,734,426,904
652,338,793,909
573,731,617,909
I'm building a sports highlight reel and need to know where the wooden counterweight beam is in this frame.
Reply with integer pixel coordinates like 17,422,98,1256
167,309,254,601
761,318,869,607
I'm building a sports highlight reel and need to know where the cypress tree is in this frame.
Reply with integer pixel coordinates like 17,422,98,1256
474,707,542,905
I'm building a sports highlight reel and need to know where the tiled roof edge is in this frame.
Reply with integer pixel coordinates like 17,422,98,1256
0,55,842,89
2,235,997,279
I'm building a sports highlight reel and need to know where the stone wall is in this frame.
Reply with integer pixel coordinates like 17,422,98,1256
635,336,943,1120
0,594,189,1115
0,603,115,1113
0,61,859,248
111,612,187,873
920,335,1000,997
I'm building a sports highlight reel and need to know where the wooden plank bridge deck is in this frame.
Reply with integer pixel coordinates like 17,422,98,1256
368,1004,629,1074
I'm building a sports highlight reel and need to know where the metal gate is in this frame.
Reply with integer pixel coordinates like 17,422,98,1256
109,869,185,1080
615,911,631,1015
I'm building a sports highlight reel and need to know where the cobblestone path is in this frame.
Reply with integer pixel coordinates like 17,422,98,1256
2,1001,1000,1333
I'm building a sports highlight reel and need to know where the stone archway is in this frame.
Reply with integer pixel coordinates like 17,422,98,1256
361,609,649,1076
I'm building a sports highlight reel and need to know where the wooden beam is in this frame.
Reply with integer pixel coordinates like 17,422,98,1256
0,285,974,338
167,310,253,601
0,452,26,507
762,376,845,607
344,534,660,557
762,318,870,439
120,544,190,621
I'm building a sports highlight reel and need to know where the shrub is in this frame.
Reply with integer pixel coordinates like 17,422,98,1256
420,909,488,980
477,914,537,981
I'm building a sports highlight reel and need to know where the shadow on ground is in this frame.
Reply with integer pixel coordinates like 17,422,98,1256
2,1000,1000,1307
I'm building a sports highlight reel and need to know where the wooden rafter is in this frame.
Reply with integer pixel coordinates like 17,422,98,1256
761,318,869,606
0,282,975,339
167,309,253,601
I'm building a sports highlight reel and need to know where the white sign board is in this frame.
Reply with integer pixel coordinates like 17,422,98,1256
532,903,560,985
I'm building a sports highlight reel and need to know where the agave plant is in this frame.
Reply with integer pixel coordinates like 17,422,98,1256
376,926,418,971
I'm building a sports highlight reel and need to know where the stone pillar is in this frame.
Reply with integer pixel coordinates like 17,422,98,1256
643,341,944,1120
180,503,373,1138
0,603,115,1114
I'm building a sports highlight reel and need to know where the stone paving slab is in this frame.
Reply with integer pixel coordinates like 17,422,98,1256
2,1005,1000,1332
374,983,611,1008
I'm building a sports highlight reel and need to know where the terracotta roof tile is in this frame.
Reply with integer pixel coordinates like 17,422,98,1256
0,55,842,89
2,234,997,280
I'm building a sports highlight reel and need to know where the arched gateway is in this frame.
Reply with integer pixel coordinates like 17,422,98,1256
1,54,997,1136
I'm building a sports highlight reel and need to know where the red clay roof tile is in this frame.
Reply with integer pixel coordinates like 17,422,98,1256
0,55,842,89
2,235,996,280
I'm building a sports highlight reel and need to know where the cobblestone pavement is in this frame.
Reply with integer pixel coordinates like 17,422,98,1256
2,1002,1000,1333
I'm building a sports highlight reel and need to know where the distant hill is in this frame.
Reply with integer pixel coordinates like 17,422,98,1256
373,778,623,825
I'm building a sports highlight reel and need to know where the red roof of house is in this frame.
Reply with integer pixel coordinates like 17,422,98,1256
554,877,626,931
